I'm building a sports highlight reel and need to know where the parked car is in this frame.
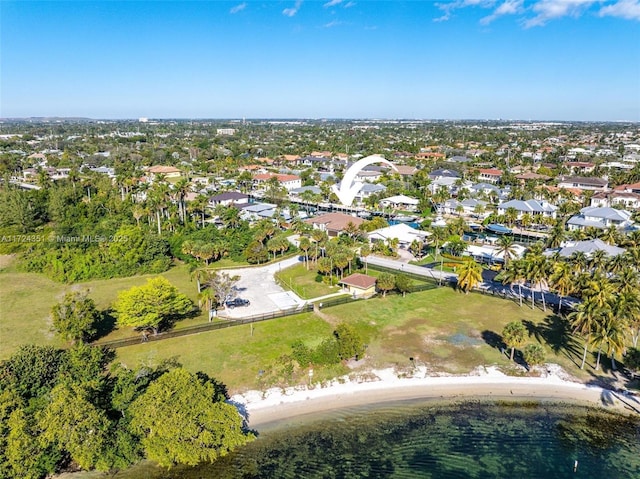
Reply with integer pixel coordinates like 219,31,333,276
225,298,250,309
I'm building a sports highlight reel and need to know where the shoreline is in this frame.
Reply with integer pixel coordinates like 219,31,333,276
231,365,640,428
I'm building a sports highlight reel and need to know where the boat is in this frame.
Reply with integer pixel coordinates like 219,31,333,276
486,223,513,234
393,214,417,222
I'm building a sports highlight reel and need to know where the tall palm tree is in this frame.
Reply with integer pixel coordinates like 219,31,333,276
569,298,600,370
590,312,627,371
430,227,449,257
545,223,566,249
588,249,608,274
499,259,527,307
299,236,311,270
456,259,483,294
525,254,550,311
496,235,517,268
549,261,574,314
172,177,191,224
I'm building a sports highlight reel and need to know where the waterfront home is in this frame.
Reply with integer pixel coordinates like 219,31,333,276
305,212,365,237
567,206,634,230
367,223,430,248
545,239,625,258
208,191,249,208
557,176,608,191
497,199,557,220
379,194,420,211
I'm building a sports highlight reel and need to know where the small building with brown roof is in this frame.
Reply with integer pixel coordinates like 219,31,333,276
339,273,377,298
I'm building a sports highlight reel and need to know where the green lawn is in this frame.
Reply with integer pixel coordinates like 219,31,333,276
115,286,599,393
274,263,338,299
1,254,610,392
0,260,205,358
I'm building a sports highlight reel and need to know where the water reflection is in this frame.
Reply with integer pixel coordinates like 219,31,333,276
111,400,640,479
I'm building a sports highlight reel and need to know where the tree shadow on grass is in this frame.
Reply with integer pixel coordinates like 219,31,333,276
93,309,117,341
481,330,505,351
522,315,582,368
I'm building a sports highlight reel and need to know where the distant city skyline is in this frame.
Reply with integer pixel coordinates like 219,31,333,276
2,1,639,121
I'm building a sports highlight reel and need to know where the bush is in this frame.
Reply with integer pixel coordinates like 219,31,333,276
311,338,341,365
291,340,312,368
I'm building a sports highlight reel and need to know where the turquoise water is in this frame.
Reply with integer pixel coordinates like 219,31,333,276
115,400,640,478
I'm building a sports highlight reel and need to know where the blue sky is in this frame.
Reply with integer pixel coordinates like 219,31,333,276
1,1,639,121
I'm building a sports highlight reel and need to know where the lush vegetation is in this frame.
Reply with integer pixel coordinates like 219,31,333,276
0,344,253,478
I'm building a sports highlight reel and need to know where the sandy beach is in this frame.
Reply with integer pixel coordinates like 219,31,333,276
231,365,640,428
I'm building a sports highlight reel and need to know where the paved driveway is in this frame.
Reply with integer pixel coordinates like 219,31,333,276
217,256,305,319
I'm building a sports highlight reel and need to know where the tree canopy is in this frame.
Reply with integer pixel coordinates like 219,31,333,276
129,368,252,467
114,277,192,334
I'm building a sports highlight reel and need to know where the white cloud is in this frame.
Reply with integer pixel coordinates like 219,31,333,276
344,1,356,7
523,0,600,28
480,0,524,24
283,0,303,17
599,0,640,19
434,0,496,22
324,20,344,28
230,2,247,14
324,0,344,7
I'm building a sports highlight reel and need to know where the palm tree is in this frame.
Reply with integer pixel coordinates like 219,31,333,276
456,259,483,294
588,249,608,274
568,251,588,275
525,254,550,311
496,235,517,268
499,259,527,307
173,177,191,224
545,223,566,249
299,236,311,269
430,227,448,257
590,312,627,371
569,298,600,370
360,243,371,274
599,225,619,246
503,320,527,361
549,261,574,314
311,229,328,263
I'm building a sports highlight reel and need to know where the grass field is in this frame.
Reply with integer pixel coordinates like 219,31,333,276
1,254,605,394
115,286,598,394
274,263,340,299
0,257,205,358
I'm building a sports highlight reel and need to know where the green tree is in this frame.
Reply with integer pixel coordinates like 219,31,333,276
523,343,546,367
395,273,412,297
334,323,366,360
456,259,483,294
502,320,527,361
0,345,65,400
51,291,100,343
376,272,396,297
6,408,60,479
38,383,111,471
128,368,252,467
114,277,192,335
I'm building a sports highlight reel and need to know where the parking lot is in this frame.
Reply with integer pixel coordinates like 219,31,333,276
216,256,306,319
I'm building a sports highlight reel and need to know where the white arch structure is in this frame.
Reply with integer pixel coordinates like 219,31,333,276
332,155,398,206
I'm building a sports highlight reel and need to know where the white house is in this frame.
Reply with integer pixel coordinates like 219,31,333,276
497,199,557,219
367,223,430,248
567,206,634,230
379,194,420,211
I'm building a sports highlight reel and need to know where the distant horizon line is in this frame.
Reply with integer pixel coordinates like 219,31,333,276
1,116,638,124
